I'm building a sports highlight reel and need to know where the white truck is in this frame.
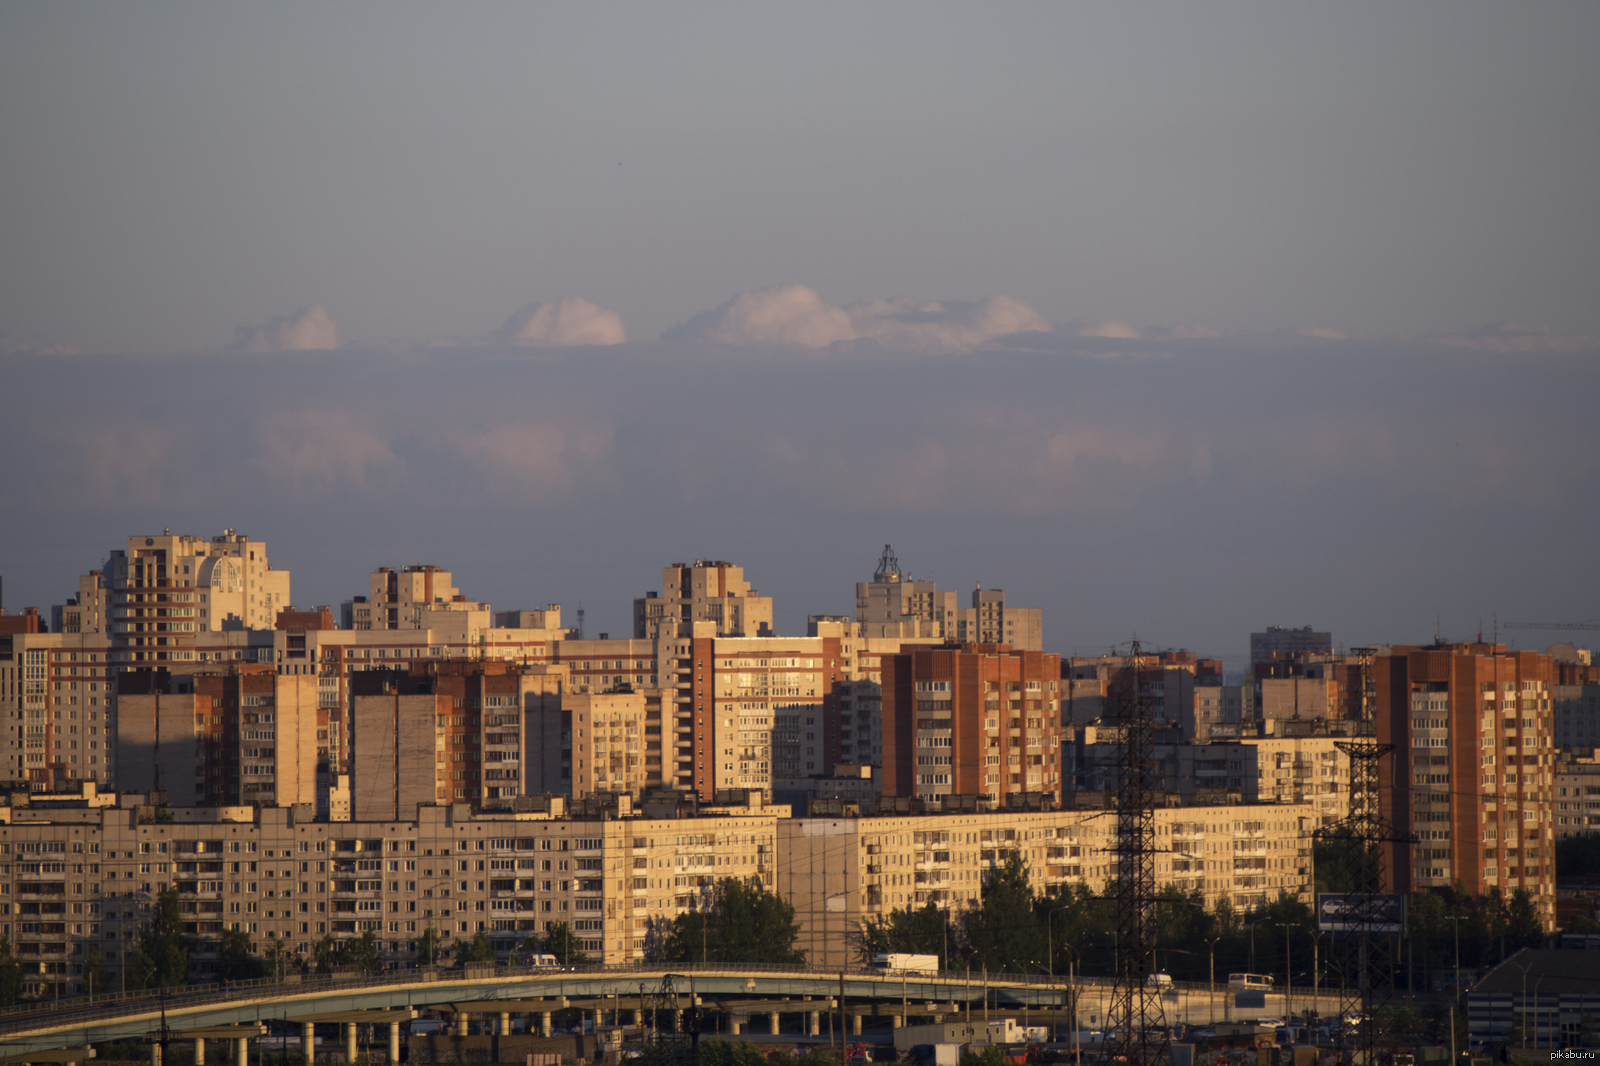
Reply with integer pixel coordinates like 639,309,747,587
871,953,941,975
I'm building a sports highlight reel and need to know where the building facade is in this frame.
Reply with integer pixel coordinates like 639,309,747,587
1377,642,1556,925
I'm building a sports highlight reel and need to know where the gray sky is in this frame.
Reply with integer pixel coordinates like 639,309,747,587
2,3,1598,352
2,4,1597,667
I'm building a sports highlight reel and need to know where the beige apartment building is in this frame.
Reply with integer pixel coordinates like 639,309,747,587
852,546,1042,651
633,561,774,641
0,791,782,997
115,665,323,808
527,690,671,800
779,801,1317,968
1555,752,1600,838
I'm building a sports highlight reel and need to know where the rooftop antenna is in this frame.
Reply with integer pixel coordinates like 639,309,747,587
576,602,585,641
873,544,902,583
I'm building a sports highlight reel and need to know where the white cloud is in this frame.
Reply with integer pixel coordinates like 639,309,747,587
492,297,626,347
1427,322,1599,354
845,295,1053,354
663,284,856,348
234,305,341,352
663,285,1053,352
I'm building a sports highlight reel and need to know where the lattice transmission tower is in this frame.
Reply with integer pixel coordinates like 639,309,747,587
1105,640,1171,1066
1315,647,1413,1065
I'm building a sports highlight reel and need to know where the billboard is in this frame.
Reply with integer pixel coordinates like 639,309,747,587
1317,892,1406,935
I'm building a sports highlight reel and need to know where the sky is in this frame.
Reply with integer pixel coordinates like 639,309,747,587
2,3,1597,668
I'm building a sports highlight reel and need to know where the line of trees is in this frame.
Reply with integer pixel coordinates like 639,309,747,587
859,850,1547,988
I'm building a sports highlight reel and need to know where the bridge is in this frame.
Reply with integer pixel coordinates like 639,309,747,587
0,965,1344,1062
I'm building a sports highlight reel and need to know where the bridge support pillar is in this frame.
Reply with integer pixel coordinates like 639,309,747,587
769,1011,780,1035
456,1012,469,1037
153,1043,163,1066
670,1010,681,1034
500,1013,511,1037
388,1022,400,1064
344,1022,357,1063
853,1015,862,1035
808,1011,819,1036
303,1022,316,1065
235,1037,248,1066
731,1016,744,1036
194,1038,205,1066
541,1012,553,1037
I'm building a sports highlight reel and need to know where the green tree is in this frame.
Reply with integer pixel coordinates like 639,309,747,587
961,852,1041,973
217,929,267,981
520,922,591,966
83,945,107,997
126,888,188,990
859,898,957,968
344,931,382,973
0,937,21,1007
660,877,804,964
1505,889,1545,951
453,931,495,966
414,927,444,967
696,1039,773,1066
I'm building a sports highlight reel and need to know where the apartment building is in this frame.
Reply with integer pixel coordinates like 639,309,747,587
115,665,322,808
0,629,117,789
1062,652,1223,737
1251,626,1333,664
852,546,1042,651
347,662,559,819
1553,650,1600,750
633,561,773,640
0,791,782,997
1555,752,1600,838
341,566,496,632
779,801,1316,969
1071,724,1349,825
880,645,1064,805
1377,642,1556,925
527,690,671,799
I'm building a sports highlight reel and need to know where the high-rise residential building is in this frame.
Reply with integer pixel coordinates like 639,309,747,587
1061,651,1224,738
632,561,773,640
0,628,116,788
1555,751,1600,838
527,690,671,800
852,546,1044,651
1251,625,1334,664
1552,647,1600,750
1377,642,1557,926
348,661,555,819
116,664,322,807
341,565,493,631
880,644,1064,805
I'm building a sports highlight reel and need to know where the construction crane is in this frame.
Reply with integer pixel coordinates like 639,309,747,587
1504,619,1600,631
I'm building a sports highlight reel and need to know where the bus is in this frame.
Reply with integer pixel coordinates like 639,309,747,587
1227,973,1276,990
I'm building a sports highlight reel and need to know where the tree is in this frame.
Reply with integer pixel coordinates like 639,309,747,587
660,877,804,964
217,929,267,982
961,852,1041,973
126,888,188,990
0,937,21,1007
83,945,107,997
1505,890,1545,952
415,928,444,967
311,932,381,974
860,899,958,968
454,931,495,966
521,922,591,966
